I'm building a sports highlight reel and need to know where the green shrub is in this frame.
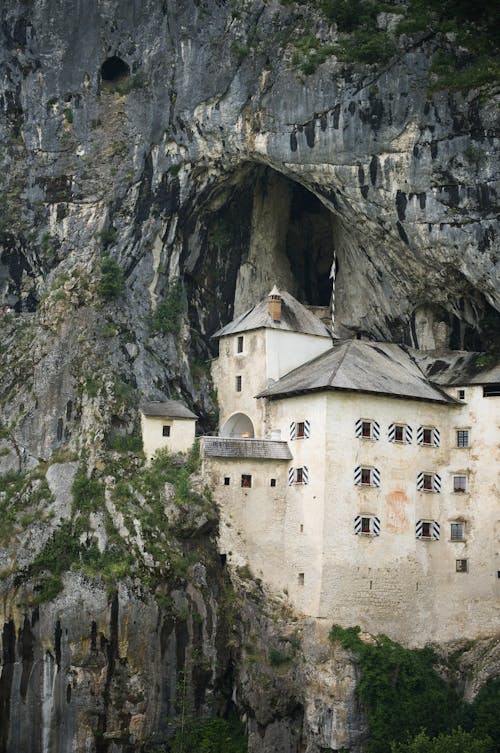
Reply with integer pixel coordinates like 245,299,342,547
63,107,73,124
268,648,292,666
391,729,494,753
107,432,143,453
169,714,247,753
98,254,124,301
151,279,186,335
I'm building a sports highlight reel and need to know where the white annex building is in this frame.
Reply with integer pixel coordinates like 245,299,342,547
201,288,500,646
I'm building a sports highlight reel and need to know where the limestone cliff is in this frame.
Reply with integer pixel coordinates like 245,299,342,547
0,0,499,751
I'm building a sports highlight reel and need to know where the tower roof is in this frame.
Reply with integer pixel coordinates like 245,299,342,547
212,290,332,339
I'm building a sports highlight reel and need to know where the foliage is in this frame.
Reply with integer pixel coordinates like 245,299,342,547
107,431,143,453
150,279,186,336
466,679,500,748
390,729,494,753
329,625,461,753
63,107,73,124
168,714,247,753
268,648,292,666
335,29,396,64
98,254,124,301
98,226,117,249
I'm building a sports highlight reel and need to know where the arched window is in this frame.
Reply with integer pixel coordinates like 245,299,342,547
220,413,255,438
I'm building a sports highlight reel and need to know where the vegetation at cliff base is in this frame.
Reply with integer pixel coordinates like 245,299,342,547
166,714,247,753
329,625,500,753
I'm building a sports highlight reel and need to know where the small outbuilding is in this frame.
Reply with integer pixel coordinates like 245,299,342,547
140,400,197,461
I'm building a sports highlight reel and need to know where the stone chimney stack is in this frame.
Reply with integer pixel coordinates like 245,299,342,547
268,285,282,322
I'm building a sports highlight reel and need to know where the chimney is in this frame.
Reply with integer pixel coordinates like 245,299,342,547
268,285,282,322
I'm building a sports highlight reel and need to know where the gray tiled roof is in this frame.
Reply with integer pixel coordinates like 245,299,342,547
141,400,198,420
212,290,332,339
202,436,292,460
257,339,457,404
409,350,500,386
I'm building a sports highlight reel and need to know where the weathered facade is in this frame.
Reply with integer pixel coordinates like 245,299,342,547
140,400,197,461
203,290,500,646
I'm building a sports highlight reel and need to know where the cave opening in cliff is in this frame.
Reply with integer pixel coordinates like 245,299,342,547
100,56,130,83
192,165,336,338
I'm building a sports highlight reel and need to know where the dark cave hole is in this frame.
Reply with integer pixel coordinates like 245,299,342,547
100,56,130,83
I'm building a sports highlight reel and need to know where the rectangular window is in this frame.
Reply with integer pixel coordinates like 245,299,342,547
394,425,404,442
361,517,371,533
236,375,242,392
423,473,433,491
483,384,500,397
270,478,276,487
421,521,432,538
453,475,467,493
456,559,468,573
422,428,432,445
162,425,171,437
224,477,230,486
241,474,252,488
298,573,304,586
451,523,464,541
457,389,465,400
456,430,469,448
296,421,305,438
296,467,304,484
361,421,372,438
236,335,244,353
361,468,372,485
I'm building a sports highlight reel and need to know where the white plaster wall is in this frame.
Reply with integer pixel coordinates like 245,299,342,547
265,330,332,382
141,415,196,462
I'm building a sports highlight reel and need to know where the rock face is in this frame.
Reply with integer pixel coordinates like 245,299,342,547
0,0,499,751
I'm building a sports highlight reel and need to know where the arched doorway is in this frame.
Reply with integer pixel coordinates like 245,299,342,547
220,413,255,438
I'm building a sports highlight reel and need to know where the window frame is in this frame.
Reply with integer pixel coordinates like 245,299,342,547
361,420,373,439
296,421,305,439
223,476,230,486
422,427,433,446
162,425,171,437
394,424,405,442
453,474,467,493
241,474,252,488
361,468,372,486
456,429,469,448
355,514,380,537
450,522,465,542
270,478,276,488
235,375,242,392
456,559,468,573
236,335,244,354
423,473,433,491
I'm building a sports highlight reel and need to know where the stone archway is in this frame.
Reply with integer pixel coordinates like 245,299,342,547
220,413,255,438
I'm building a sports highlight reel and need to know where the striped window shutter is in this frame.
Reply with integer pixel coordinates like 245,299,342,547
405,425,413,443
416,426,424,444
354,466,362,485
354,515,362,534
373,421,380,440
302,466,309,484
304,419,311,438
416,520,440,540
355,419,362,438
432,521,440,540
433,428,440,447
373,516,381,536
388,423,395,442
433,473,441,493
416,472,424,491
372,467,381,487
354,515,380,536
288,467,294,485
415,519,424,538
289,421,296,441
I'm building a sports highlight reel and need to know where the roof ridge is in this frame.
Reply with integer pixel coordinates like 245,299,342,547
327,339,354,385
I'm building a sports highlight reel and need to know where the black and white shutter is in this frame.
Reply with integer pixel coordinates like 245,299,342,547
302,465,309,484
354,466,362,485
304,419,311,438
373,421,380,440
432,520,440,539
288,467,295,485
354,515,381,536
289,466,309,485
416,472,425,491
289,421,296,441
433,428,440,447
416,427,424,445
355,419,363,438
372,467,381,487
388,423,396,442
433,473,441,493
416,520,440,540
405,425,413,443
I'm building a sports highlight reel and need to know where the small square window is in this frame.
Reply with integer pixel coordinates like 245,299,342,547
361,468,372,485
456,559,468,573
394,425,404,442
421,521,432,538
457,389,465,400
422,428,432,445
451,523,464,541
236,335,244,353
162,425,171,437
270,478,276,487
236,375,242,392
423,474,433,491
453,475,467,493
298,572,304,586
296,421,305,438
224,477,230,486
241,474,252,488
456,430,469,448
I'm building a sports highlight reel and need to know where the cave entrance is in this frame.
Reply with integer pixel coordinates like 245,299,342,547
100,56,130,84
193,165,336,331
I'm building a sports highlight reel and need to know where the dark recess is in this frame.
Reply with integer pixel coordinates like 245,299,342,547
100,56,130,83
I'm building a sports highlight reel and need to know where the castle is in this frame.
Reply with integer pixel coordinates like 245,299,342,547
201,288,500,646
